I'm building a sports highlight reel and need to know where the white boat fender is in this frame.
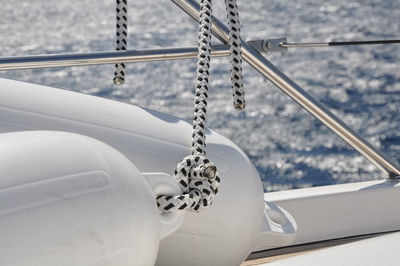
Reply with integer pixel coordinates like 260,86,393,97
0,78,297,266
0,131,183,266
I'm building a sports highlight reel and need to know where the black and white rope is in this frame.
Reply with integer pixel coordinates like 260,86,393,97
157,0,244,213
192,0,213,156
225,0,245,110
114,0,128,85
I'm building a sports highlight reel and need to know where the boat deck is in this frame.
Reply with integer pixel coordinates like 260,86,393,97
243,232,394,265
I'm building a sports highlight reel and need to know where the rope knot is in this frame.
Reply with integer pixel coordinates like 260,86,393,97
157,155,220,213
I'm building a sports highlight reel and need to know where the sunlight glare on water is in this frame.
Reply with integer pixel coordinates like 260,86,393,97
0,0,399,191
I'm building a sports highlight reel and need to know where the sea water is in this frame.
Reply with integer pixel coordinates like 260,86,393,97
0,0,399,191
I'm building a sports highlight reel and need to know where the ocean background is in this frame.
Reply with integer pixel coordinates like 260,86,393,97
0,0,399,191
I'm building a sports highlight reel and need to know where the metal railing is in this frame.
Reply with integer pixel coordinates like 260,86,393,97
0,0,398,178
172,0,400,178
0,45,229,70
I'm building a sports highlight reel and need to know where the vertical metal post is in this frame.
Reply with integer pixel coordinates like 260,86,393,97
172,0,400,178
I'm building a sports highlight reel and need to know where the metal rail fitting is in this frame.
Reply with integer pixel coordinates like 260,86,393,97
249,38,400,54
172,0,400,178
248,38,288,54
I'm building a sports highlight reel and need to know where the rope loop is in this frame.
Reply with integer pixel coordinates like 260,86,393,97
157,155,220,213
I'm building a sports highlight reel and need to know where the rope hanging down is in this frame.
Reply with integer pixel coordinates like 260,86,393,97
157,0,244,213
225,0,245,110
114,0,128,85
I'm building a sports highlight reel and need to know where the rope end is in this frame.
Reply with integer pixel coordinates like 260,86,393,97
113,76,125,85
234,102,246,111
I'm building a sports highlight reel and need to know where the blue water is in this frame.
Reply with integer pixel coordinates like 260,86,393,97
0,0,399,191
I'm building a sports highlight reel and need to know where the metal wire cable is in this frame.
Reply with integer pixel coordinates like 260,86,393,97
280,39,400,48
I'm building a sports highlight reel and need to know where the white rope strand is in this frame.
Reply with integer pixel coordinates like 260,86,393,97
114,0,128,85
225,0,245,110
192,0,213,156
157,0,244,213
157,0,220,213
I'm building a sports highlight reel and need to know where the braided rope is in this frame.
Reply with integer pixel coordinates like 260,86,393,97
225,0,245,110
114,0,128,85
192,0,213,156
157,0,244,213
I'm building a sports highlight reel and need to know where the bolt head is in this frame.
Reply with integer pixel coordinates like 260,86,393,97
204,165,217,179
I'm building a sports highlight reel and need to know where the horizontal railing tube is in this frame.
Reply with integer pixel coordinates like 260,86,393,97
0,45,229,71
172,0,400,178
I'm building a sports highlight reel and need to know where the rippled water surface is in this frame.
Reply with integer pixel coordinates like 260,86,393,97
0,0,399,191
